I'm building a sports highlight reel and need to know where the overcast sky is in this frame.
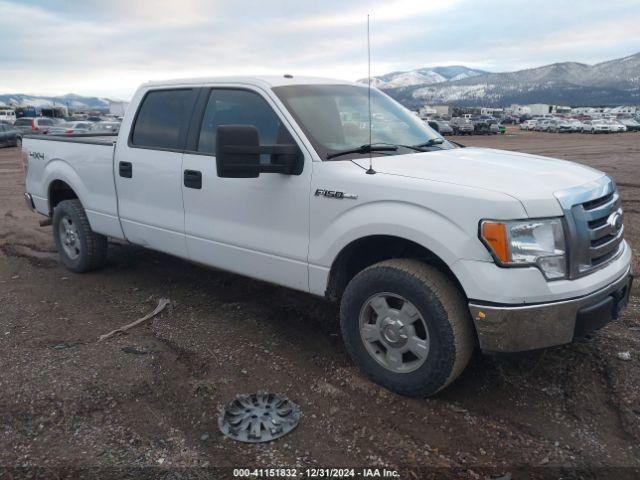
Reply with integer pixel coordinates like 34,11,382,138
1,0,639,99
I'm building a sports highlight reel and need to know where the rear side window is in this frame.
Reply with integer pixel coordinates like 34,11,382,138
38,119,53,126
197,89,293,154
131,89,193,150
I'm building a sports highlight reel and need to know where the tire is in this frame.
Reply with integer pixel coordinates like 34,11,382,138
340,259,475,397
16,137,21,148
52,199,107,272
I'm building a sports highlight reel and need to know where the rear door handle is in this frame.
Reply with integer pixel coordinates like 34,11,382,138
184,169,202,189
119,161,132,178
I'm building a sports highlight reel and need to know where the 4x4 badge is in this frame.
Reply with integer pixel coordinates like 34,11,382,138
315,189,358,200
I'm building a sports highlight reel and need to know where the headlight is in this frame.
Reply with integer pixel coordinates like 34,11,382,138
480,218,567,280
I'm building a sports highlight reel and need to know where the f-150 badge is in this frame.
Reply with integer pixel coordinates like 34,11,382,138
315,189,358,200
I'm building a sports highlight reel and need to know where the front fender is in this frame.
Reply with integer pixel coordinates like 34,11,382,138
307,200,498,297
310,200,490,269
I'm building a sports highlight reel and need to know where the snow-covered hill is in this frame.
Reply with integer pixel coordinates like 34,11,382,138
0,93,110,111
360,66,487,89
379,52,640,108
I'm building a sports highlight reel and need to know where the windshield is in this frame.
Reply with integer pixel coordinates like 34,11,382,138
273,84,450,160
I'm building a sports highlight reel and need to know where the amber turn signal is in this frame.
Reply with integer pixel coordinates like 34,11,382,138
481,221,509,263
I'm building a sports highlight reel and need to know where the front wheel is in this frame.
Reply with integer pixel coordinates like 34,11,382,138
340,259,474,397
52,199,108,272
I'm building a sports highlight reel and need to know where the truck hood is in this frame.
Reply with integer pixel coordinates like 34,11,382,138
353,147,605,217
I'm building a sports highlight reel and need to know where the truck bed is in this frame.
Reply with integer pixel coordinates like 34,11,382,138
23,133,123,240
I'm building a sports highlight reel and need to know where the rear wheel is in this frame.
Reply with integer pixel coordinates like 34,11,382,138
340,259,474,397
15,137,21,148
52,199,107,272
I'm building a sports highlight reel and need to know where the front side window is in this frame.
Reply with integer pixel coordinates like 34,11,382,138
197,89,293,155
131,89,193,149
273,84,450,160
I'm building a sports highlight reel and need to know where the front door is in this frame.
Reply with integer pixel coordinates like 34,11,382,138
181,87,312,291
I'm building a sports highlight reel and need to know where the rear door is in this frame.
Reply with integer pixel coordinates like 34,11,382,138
114,87,198,258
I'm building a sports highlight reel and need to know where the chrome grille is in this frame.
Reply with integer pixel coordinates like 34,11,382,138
555,176,625,279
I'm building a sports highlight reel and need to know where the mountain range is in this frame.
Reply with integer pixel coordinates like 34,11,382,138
2,53,638,112
361,66,488,89
368,52,640,108
0,93,110,111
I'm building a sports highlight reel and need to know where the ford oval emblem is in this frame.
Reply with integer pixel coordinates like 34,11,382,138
607,211,623,232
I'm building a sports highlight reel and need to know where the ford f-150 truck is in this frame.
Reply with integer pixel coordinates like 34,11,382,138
22,76,633,396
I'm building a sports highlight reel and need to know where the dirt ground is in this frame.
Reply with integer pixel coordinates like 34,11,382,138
0,128,639,479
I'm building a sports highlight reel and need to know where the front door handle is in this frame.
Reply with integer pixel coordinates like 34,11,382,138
184,169,202,189
119,161,132,178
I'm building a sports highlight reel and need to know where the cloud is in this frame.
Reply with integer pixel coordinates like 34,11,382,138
0,0,638,99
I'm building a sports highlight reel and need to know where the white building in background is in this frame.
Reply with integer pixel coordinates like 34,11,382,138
525,104,551,116
572,106,599,115
108,100,129,117
419,105,452,117
606,105,636,114
506,104,532,116
418,105,437,118
480,107,504,116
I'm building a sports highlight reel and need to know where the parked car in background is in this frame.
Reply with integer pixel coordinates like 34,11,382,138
47,121,94,136
0,109,16,125
603,119,626,133
470,116,493,135
449,116,475,135
86,116,104,122
549,119,573,133
582,120,612,134
0,123,21,147
499,115,518,125
534,120,553,131
520,119,537,130
489,123,503,134
617,117,640,132
13,117,55,135
89,121,121,134
568,119,585,132
427,120,453,136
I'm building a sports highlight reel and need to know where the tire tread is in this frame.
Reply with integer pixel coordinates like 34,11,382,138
53,199,107,272
340,258,474,397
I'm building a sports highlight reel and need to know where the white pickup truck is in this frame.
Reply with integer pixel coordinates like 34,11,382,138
23,76,633,396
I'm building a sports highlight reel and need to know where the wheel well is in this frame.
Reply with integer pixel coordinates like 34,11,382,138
48,180,78,215
325,235,465,302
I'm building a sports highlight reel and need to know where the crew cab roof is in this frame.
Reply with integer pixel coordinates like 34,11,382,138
142,75,355,89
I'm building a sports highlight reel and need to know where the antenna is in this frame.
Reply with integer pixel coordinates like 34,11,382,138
366,14,375,175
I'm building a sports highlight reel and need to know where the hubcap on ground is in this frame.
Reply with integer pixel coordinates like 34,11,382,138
359,292,430,373
58,215,80,260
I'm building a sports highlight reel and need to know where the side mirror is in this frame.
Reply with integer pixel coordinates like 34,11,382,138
216,125,302,178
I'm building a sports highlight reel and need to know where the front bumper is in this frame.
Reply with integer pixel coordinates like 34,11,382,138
469,268,633,353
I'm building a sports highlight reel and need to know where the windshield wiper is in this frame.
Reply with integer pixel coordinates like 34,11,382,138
326,144,398,160
412,138,444,149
